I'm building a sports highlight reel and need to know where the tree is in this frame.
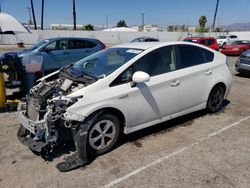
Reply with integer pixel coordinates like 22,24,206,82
84,24,94,31
199,15,207,29
196,15,208,32
116,20,127,27
214,27,221,32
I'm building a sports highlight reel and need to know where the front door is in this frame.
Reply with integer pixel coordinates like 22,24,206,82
41,39,69,72
127,46,181,128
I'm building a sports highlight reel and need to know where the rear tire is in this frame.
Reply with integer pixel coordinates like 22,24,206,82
87,113,121,155
206,86,225,113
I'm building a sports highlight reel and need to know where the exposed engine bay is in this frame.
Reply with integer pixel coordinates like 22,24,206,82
17,66,97,161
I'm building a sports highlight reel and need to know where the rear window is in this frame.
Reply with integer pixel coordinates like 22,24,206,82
229,35,237,39
200,39,215,46
217,36,226,39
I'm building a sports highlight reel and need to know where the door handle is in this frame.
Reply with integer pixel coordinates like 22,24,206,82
63,52,69,55
85,50,91,53
205,70,212,75
170,80,180,87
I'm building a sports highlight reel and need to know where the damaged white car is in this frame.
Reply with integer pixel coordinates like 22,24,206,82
17,42,232,171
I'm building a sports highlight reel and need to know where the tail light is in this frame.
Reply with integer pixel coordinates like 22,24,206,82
101,42,106,50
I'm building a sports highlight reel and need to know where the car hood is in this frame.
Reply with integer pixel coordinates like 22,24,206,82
3,49,33,57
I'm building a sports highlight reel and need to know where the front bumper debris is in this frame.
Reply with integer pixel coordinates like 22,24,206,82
17,101,91,171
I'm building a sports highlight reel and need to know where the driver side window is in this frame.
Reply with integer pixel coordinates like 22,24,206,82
43,40,68,51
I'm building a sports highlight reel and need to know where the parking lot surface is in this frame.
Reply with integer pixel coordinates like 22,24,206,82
0,56,250,188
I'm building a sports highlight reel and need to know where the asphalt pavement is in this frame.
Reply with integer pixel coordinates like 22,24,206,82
0,56,250,188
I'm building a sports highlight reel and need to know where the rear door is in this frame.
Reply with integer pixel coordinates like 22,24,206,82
175,44,215,112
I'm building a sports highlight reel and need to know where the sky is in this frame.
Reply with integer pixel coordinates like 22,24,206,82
1,0,250,28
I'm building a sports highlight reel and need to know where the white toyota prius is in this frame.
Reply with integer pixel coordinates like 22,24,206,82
18,42,232,171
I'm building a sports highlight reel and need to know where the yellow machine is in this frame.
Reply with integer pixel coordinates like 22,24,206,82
0,73,6,109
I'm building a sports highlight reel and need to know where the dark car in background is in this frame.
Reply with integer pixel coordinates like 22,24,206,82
235,50,250,74
184,37,219,51
131,37,159,42
221,40,250,56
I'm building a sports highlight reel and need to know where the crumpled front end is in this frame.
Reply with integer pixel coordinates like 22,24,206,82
17,94,75,154
17,69,96,161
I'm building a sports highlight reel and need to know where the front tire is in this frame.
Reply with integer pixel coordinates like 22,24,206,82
206,86,225,113
87,113,121,155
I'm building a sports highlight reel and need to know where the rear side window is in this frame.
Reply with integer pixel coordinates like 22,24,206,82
69,40,97,49
202,49,214,62
178,45,204,68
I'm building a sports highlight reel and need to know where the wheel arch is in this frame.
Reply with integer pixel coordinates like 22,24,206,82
85,107,126,129
208,82,226,99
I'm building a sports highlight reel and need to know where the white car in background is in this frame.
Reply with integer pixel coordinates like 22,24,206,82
217,35,239,48
18,42,232,171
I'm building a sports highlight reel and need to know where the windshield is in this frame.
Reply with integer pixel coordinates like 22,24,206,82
28,39,51,51
217,36,226,39
70,47,143,77
231,40,250,45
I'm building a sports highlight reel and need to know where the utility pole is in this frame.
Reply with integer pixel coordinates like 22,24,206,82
41,0,44,30
212,0,220,31
141,13,145,31
73,0,76,30
27,7,32,27
106,14,109,29
30,0,37,29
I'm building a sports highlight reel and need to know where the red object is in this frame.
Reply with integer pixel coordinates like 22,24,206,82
100,42,106,50
220,44,250,56
184,37,219,51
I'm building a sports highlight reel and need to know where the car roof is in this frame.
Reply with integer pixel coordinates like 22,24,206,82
112,41,209,50
185,37,215,40
44,37,99,41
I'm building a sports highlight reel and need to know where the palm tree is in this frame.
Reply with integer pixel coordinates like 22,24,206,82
212,0,220,31
199,15,207,30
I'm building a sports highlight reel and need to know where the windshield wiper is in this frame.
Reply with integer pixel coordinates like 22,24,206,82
81,70,98,80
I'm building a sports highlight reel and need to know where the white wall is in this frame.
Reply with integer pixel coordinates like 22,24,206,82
1,30,250,46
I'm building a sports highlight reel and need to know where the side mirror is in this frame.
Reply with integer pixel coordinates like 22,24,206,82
132,71,150,84
43,48,51,53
